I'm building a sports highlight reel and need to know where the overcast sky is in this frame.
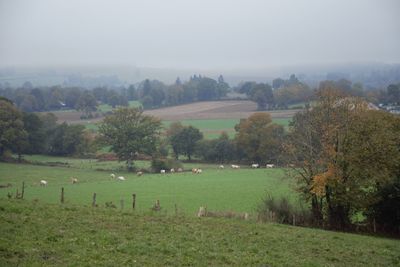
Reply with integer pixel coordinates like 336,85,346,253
0,0,399,70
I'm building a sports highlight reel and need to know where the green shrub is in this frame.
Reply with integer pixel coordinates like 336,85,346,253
257,194,311,226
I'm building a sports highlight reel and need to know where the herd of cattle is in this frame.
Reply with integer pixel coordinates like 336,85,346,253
38,163,275,186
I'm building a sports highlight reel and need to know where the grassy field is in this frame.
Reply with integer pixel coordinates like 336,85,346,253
1,199,399,266
0,159,297,214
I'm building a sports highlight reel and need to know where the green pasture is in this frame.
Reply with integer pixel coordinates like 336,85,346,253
1,199,399,266
0,159,297,214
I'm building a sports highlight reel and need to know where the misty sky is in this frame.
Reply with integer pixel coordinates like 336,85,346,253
0,0,399,69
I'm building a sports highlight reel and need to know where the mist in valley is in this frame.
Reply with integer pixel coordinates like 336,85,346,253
0,0,399,87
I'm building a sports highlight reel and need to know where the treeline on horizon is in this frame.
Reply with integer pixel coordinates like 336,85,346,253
1,73,399,115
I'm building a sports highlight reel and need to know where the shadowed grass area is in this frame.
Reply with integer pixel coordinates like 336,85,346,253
0,199,399,266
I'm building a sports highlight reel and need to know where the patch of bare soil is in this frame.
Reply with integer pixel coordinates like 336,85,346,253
51,101,299,124
144,101,298,121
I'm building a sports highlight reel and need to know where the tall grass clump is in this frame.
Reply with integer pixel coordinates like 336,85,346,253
257,194,311,226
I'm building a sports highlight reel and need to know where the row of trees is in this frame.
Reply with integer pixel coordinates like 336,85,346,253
0,97,93,160
6,74,396,115
134,75,229,109
0,85,128,114
98,107,285,170
237,75,400,111
236,74,315,110
0,75,230,113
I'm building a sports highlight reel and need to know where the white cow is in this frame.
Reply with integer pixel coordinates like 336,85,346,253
110,173,116,179
117,176,125,181
40,180,48,186
251,163,259,168
196,168,202,174
170,168,175,173
160,169,166,174
137,171,143,176
219,165,224,169
231,164,240,169
266,164,275,168
71,177,78,184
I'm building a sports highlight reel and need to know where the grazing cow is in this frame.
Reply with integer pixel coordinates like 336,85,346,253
192,168,198,174
219,165,224,169
110,173,116,179
231,164,240,169
170,168,175,173
71,177,78,184
251,163,259,168
160,169,166,174
177,168,183,172
40,180,48,186
117,176,125,181
196,168,202,174
266,164,275,168
137,171,143,176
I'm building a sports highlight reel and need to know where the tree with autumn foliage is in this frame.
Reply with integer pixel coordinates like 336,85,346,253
286,85,400,230
235,113,285,164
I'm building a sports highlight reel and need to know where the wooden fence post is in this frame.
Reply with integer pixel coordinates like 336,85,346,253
92,193,97,207
61,187,64,204
132,194,136,209
21,182,25,199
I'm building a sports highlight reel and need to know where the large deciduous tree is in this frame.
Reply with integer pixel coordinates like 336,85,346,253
167,123,203,161
76,90,98,118
0,99,28,161
235,113,285,164
47,123,88,156
22,112,45,154
237,82,274,110
166,122,185,159
285,87,400,230
98,107,162,170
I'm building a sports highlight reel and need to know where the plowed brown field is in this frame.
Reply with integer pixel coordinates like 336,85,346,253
53,101,298,124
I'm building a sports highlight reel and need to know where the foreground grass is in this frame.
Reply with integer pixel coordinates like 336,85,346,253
1,199,399,266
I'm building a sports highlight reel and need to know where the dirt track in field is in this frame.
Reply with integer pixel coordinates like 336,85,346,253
53,101,299,124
